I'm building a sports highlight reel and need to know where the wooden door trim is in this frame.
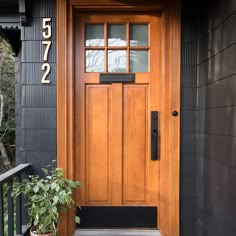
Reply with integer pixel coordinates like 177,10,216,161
57,0,181,235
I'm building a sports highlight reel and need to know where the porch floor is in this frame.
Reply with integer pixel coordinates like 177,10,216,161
74,229,160,236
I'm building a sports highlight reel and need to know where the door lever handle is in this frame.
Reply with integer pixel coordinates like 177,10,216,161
151,111,158,160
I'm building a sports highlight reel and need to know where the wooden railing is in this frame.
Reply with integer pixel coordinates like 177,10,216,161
0,164,31,236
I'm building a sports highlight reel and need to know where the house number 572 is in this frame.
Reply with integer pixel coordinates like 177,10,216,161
41,18,52,84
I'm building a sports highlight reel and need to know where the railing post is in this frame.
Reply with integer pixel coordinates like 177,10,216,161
0,184,4,236
8,179,14,236
16,175,22,234
0,163,31,235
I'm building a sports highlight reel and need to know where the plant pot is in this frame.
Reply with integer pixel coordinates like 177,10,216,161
30,227,53,236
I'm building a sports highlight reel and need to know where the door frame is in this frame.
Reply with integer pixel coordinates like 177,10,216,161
56,0,181,236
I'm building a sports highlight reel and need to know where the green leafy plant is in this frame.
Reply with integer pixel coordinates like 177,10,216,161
12,166,81,235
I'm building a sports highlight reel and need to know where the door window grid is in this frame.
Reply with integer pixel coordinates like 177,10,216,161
85,23,149,73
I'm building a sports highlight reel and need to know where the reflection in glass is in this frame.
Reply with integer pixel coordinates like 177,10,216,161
86,50,104,72
108,50,127,72
86,24,104,46
130,50,149,72
108,24,126,46
130,24,148,46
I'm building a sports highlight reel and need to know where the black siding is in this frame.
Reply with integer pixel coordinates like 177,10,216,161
16,0,56,174
197,0,236,235
180,1,198,235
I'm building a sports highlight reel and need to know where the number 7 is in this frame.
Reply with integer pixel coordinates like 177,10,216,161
42,41,52,61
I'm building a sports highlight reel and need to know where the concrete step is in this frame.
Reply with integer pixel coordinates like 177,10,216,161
75,229,160,236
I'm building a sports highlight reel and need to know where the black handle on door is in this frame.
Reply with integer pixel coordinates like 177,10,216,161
151,111,158,160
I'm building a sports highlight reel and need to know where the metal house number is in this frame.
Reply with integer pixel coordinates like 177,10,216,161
41,18,52,84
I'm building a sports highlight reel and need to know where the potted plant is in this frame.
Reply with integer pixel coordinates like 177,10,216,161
12,165,81,236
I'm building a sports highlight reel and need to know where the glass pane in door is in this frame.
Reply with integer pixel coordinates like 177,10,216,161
86,24,104,46
130,50,149,72
86,50,105,72
108,24,126,46
130,24,148,46
108,50,127,72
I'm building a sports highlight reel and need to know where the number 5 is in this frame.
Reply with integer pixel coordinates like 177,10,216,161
42,18,52,39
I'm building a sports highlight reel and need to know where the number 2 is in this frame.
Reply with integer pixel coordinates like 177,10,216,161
41,63,51,84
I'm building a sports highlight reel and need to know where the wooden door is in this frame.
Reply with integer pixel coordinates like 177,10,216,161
75,13,160,227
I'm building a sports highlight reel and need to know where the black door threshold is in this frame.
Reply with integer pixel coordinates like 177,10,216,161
77,206,158,228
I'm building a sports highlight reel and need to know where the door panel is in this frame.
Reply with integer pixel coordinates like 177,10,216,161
85,85,111,204
110,84,123,206
123,85,148,204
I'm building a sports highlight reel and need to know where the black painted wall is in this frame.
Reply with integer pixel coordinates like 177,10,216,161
196,0,236,235
16,0,57,174
180,1,198,235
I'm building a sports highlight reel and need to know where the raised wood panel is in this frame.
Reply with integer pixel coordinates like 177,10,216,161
85,85,111,204
110,84,123,206
123,85,148,204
